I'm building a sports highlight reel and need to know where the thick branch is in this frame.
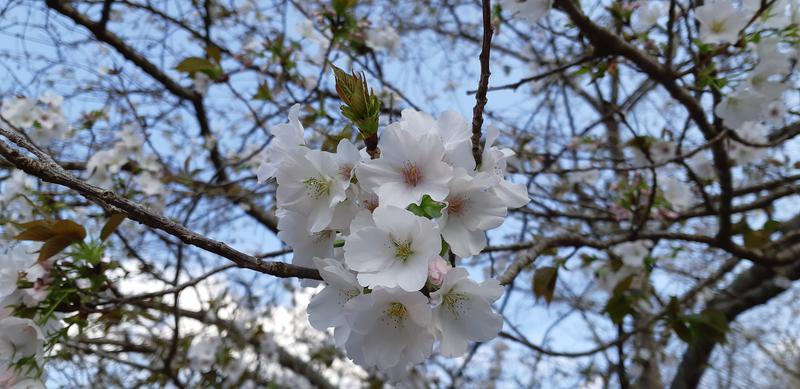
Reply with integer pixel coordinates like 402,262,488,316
670,237,800,388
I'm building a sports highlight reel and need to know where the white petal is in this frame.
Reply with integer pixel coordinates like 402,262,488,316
443,222,486,258
344,227,393,272
493,180,530,208
307,286,347,330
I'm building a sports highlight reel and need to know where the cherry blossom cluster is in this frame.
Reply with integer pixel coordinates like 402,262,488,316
1,191,74,389
1,92,69,145
633,0,797,154
86,125,165,198
0,93,74,389
714,37,794,161
0,246,50,389
258,105,529,378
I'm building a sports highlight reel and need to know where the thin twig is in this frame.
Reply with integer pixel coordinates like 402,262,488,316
467,55,597,94
470,0,494,167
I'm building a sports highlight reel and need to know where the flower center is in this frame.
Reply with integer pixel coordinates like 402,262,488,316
401,162,423,187
362,196,379,212
710,20,727,34
443,292,468,318
383,302,408,328
338,164,353,180
448,195,466,215
751,74,765,87
392,237,415,262
768,105,780,118
340,289,360,301
312,230,333,244
303,177,332,199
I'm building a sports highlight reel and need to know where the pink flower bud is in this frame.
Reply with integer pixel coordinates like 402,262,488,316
428,256,451,286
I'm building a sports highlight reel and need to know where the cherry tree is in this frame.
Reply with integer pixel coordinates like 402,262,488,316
0,0,799,388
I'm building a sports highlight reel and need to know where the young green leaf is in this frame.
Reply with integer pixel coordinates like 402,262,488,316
407,195,446,219
331,65,381,136
533,266,559,304
100,214,126,241
175,57,217,73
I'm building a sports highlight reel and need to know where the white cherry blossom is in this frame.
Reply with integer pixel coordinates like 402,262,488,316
763,100,786,125
715,87,765,130
727,121,770,165
136,157,165,196
430,268,504,357
356,124,453,208
1,97,37,129
193,72,211,96
695,1,749,44
1,170,33,204
687,152,716,180
0,317,44,371
86,125,144,188
0,247,35,300
187,335,221,372
259,104,531,377
390,109,475,170
1,94,68,144
344,206,440,292
0,369,44,389
365,25,401,53
441,169,507,258
658,175,694,211
728,141,767,165
479,126,530,208
343,287,434,373
649,140,677,164
276,149,349,233
307,257,363,345
38,91,63,108
499,0,552,23
276,209,336,281
332,139,362,183
632,1,667,32
257,104,307,183
611,241,652,267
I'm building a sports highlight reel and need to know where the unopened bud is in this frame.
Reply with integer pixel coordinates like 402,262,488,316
428,256,451,286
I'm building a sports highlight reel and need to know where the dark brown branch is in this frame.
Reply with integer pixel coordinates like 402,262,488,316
470,0,494,167
99,0,113,29
0,126,320,281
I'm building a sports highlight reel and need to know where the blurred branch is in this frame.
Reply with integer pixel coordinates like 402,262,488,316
44,0,279,232
552,0,735,243
468,55,598,94
671,233,800,388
